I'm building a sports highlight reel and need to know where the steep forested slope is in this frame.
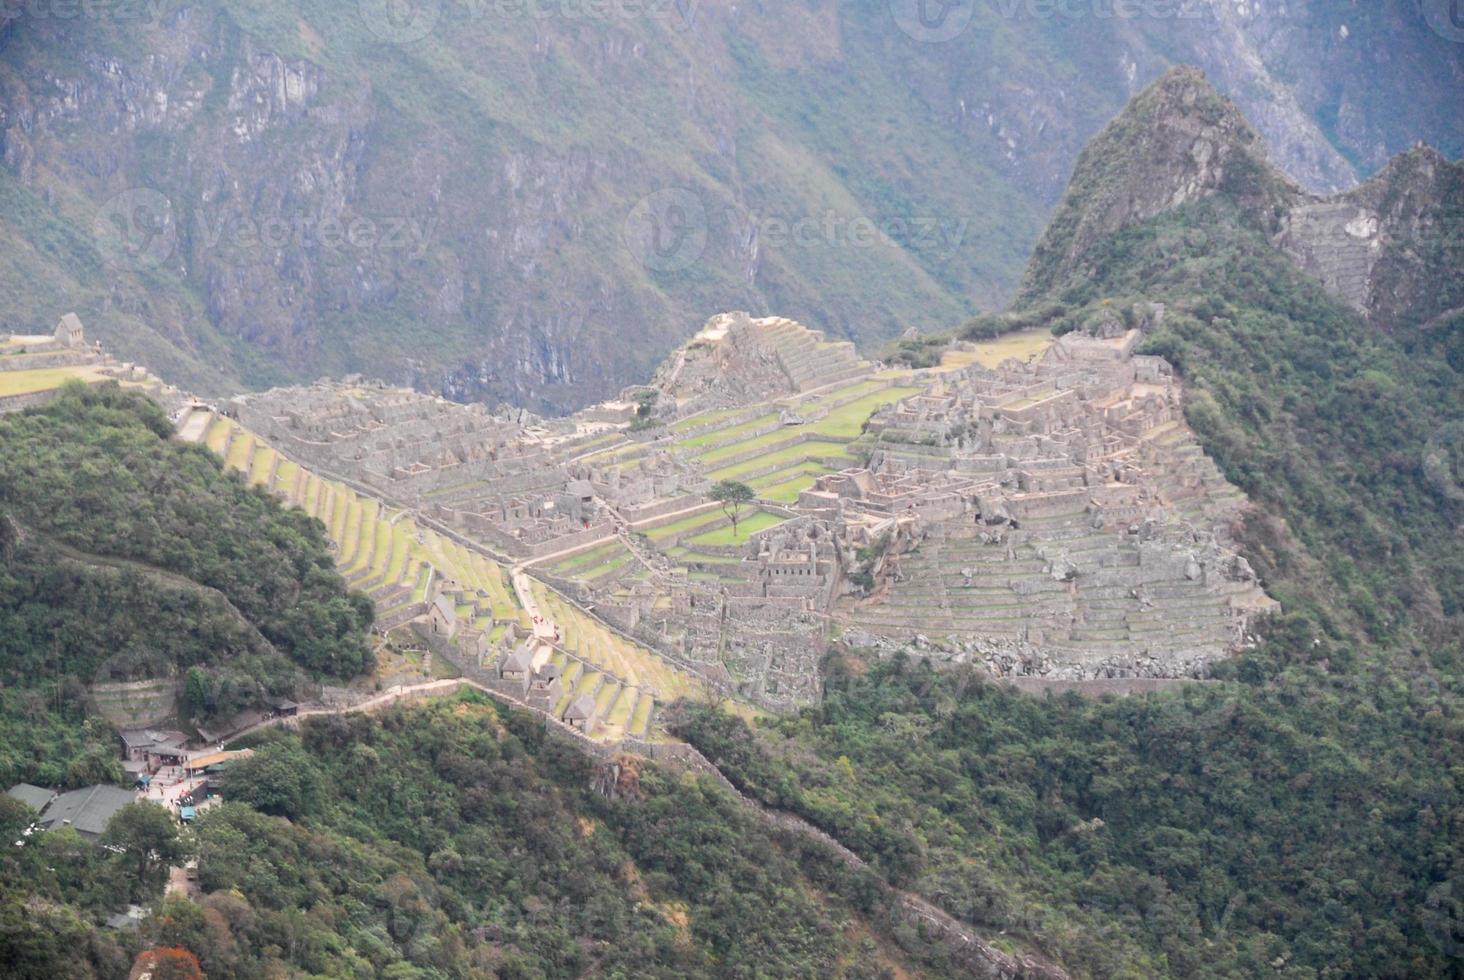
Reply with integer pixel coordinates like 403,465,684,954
0,383,374,785
2,695,964,979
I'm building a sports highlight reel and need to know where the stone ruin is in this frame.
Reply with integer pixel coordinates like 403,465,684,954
650,311,868,413
202,309,1277,707
832,327,1277,680
0,314,189,416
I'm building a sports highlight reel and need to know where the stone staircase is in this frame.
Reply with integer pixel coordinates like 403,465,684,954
756,318,866,393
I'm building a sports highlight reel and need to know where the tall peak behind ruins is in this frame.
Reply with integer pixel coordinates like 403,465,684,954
1021,66,1463,337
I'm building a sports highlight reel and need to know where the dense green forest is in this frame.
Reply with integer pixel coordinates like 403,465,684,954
2,694,953,979
677,638,1462,978
0,384,373,785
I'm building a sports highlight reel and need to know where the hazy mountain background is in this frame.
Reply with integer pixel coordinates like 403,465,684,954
1,0,1461,410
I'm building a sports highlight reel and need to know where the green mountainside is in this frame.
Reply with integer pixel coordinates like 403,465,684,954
0,384,373,786
3,696,958,979
1,3,1461,410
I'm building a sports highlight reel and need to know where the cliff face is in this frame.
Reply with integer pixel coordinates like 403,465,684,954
1021,68,1463,335
1279,145,1464,332
0,2,1459,410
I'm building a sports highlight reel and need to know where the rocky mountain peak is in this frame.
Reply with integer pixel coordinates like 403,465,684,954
1019,68,1461,335
1019,66,1293,302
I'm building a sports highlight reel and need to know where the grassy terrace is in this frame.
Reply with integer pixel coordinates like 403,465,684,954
685,510,784,547
708,440,855,482
668,405,751,432
806,387,921,438
184,415,712,737
677,412,779,451
224,430,255,471
182,416,523,622
662,384,917,496
549,540,636,582
533,583,706,703
937,326,1054,371
756,469,829,503
643,507,724,542
790,377,889,408
548,540,626,574
0,364,110,396
666,546,742,565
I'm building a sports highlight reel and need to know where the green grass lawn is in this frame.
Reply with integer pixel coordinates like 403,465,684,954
669,405,752,433
629,692,654,733
757,471,827,503
708,441,855,482
550,540,625,573
793,378,887,410
574,553,634,580
689,387,918,467
0,364,109,397
686,510,785,547
806,387,921,439
749,461,835,489
644,508,725,541
676,412,779,452
695,427,806,465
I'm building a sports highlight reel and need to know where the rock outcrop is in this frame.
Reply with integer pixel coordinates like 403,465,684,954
1021,67,1463,334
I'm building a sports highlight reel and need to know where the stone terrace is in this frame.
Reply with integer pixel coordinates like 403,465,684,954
835,328,1276,680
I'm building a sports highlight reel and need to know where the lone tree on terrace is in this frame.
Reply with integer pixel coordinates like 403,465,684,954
710,480,756,537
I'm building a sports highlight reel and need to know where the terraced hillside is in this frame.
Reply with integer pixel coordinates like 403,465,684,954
179,409,521,632
837,330,1273,680
671,377,922,502
538,371,922,591
530,583,708,742
175,406,711,740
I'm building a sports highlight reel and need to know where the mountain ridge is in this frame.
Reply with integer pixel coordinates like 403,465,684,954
2,3,1461,411
1021,66,1464,339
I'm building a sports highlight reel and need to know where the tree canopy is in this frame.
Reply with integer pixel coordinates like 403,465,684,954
709,480,755,535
